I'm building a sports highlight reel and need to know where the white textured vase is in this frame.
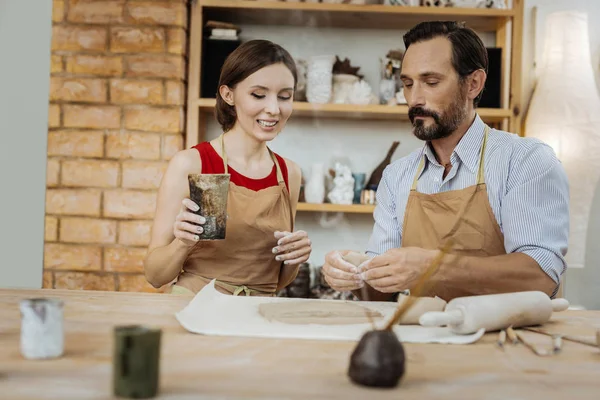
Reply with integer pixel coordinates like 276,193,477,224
524,11,600,269
304,163,326,204
306,55,335,104
20,298,64,359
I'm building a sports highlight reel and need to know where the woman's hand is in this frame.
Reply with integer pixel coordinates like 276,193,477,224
272,230,312,266
173,198,206,247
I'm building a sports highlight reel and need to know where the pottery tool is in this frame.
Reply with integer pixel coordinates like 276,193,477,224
419,291,570,335
113,325,162,399
524,327,600,349
496,330,506,349
513,330,553,357
19,298,64,360
506,326,519,344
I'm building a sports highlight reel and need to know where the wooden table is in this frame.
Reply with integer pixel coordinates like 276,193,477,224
1,289,599,399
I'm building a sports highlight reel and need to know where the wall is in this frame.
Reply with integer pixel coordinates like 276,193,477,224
43,0,188,292
521,0,600,309
0,0,53,289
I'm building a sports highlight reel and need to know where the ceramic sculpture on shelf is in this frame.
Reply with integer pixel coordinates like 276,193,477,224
304,163,326,204
524,11,600,270
327,162,355,205
306,55,335,104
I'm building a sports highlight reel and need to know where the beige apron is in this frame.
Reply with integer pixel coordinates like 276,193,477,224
172,134,295,296
401,126,507,300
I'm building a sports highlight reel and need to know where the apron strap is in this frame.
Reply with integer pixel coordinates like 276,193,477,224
411,124,491,191
220,134,229,174
216,280,275,297
476,125,489,186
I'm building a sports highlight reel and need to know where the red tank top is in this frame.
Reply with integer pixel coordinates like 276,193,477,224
193,142,289,192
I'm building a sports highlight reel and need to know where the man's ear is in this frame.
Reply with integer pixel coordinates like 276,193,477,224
467,69,487,102
218,85,235,106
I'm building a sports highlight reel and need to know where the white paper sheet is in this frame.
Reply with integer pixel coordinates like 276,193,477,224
175,280,485,344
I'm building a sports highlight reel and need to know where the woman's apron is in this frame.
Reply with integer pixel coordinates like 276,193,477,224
401,125,507,300
172,134,295,296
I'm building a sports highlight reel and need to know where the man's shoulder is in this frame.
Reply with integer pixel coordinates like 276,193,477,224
488,127,559,163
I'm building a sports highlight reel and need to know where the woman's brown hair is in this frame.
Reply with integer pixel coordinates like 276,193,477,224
215,39,298,132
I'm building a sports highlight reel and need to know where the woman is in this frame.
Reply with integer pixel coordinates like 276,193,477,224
144,40,312,296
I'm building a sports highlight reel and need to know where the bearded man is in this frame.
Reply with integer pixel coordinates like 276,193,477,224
321,21,570,301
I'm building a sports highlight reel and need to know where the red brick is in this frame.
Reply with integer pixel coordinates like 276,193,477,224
45,216,58,242
110,27,165,53
118,220,152,246
47,159,60,187
54,271,115,291
53,0,65,23
162,134,183,160
166,28,185,54
126,2,187,27
50,78,107,103
44,243,102,271
48,104,61,128
165,81,184,105
52,26,107,52
125,55,184,79
104,247,146,273
124,106,181,133
46,189,102,216
51,55,63,74
105,131,161,160
63,105,120,129
109,79,163,104
122,161,167,189
47,130,104,158
67,0,125,24
103,190,156,219
118,274,163,293
61,159,119,188
43,271,54,289
65,55,123,77
60,217,117,244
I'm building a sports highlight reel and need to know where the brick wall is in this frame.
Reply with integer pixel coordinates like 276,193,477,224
44,0,188,292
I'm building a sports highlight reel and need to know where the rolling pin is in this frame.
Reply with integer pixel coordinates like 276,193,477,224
419,291,570,334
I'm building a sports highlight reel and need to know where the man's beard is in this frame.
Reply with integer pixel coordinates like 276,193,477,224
408,89,468,141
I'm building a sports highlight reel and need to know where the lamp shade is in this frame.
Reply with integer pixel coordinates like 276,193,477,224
524,11,600,269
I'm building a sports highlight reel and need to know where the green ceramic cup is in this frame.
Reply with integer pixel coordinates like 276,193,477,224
113,325,162,399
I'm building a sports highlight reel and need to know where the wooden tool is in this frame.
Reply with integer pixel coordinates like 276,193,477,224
524,327,600,349
419,291,570,335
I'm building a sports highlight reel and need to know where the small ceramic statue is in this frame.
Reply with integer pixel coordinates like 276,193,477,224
327,162,355,205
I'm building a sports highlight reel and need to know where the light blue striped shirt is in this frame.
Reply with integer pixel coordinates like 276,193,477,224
365,114,570,287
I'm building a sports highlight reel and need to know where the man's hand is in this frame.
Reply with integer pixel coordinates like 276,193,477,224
321,250,364,292
360,247,436,293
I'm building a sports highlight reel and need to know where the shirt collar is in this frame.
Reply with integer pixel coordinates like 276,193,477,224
420,114,486,175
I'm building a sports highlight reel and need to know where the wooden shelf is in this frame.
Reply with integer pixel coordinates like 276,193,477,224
296,202,375,214
201,0,514,32
195,98,511,122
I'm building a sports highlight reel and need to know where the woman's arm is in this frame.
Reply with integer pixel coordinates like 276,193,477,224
144,149,203,288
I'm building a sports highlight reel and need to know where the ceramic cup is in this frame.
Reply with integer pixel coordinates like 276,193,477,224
188,174,230,240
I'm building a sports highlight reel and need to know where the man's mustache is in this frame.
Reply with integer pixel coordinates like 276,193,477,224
408,107,440,124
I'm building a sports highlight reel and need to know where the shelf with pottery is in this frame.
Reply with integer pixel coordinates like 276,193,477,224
195,98,511,122
201,0,514,32
296,202,376,214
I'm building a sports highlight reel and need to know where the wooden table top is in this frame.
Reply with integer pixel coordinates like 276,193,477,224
1,288,599,399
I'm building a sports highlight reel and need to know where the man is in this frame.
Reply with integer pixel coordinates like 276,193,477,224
321,21,569,301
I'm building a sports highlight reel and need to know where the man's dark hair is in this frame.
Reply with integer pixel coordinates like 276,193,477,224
403,21,488,107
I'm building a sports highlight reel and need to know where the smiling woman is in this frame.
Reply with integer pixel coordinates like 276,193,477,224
143,40,312,297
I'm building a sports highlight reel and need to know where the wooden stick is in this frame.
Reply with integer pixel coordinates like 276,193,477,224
384,238,454,330
497,330,506,350
514,331,552,357
524,327,599,349
506,326,519,344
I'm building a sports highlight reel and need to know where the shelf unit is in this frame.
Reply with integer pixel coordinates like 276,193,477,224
185,0,524,214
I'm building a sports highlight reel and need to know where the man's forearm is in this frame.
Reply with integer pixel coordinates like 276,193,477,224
431,252,558,300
